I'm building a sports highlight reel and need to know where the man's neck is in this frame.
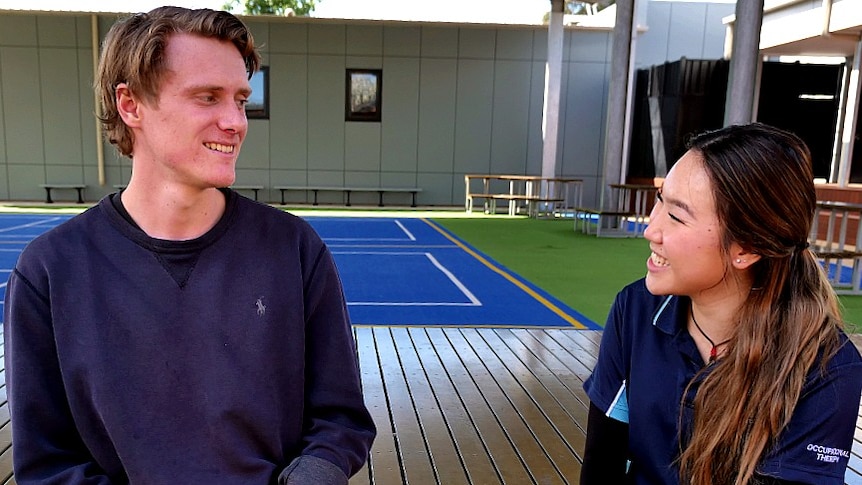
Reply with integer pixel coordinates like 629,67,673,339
120,181,226,241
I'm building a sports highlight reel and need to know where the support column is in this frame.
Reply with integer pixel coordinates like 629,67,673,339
601,0,635,210
723,0,764,126
837,36,862,187
541,0,565,182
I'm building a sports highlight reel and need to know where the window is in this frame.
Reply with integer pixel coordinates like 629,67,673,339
246,66,269,119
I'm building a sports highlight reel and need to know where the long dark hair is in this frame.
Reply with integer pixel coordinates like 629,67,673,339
678,123,842,484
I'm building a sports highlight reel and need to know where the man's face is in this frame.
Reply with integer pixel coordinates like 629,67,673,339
130,33,252,190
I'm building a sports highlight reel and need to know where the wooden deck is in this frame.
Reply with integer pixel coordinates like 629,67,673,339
0,328,860,484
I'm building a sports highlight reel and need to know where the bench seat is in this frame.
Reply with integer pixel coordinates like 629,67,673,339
39,184,86,203
466,193,564,217
274,186,421,207
231,185,265,201
574,207,640,237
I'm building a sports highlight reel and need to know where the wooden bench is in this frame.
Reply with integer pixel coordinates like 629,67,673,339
810,201,862,295
574,207,639,237
231,185,265,201
39,184,86,204
464,175,582,218
467,193,564,217
274,186,421,207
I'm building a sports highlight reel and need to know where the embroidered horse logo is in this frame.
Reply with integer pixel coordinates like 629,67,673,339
256,297,266,316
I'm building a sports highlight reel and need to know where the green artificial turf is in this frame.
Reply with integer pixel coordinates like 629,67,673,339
433,216,648,325
434,215,862,332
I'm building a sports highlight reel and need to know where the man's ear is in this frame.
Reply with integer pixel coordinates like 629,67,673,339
730,244,761,270
115,83,143,128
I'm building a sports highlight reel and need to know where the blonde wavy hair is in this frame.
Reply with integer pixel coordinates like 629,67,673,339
95,6,261,157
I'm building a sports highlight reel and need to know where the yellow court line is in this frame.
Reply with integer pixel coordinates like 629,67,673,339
422,218,588,329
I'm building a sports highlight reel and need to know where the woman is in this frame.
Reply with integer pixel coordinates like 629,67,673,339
581,123,862,485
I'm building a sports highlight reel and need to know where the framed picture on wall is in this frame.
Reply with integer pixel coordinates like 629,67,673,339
246,66,269,119
345,69,382,122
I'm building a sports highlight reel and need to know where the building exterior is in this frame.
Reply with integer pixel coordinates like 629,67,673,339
0,1,733,206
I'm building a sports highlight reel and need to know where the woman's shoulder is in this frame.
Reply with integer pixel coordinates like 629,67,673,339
832,330,862,368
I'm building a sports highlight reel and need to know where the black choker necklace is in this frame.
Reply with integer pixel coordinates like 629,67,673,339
690,307,731,364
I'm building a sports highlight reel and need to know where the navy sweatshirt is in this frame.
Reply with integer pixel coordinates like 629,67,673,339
4,190,375,484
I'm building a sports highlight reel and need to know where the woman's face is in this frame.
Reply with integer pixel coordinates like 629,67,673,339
644,150,745,304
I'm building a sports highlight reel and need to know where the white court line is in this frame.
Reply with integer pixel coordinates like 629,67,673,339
394,220,416,241
326,237,413,242
0,249,25,252
332,251,482,307
328,244,456,249
0,217,63,233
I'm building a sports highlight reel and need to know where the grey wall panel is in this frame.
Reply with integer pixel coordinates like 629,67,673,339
384,26,421,57
2,47,44,165
41,48,84,166
308,24,346,55
234,167,270,187
526,60,546,175
343,170,380,186
246,20,270,53
347,25,383,56
561,61,608,178
270,23,308,54
704,4,735,57
270,54,308,171
453,59,494,174
271,168,307,191
637,2,671,69
421,27,458,58
418,171,455,205
346,55,382,69
77,48,97,170
490,60,531,174
381,57,419,173
37,16,78,47
459,28,496,59
307,55,345,171
497,29,534,61
666,3,709,61
76,16,91,47
570,30,612,63
417,58,457,173
380,171,417,187
344,123,381,172
0,51,5,165
0,163,11,200
45,164,83,185
8,164,43,200
241,120,271,169
0,15,37,46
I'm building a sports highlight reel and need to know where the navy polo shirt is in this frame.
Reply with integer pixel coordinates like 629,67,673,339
583,278,862,485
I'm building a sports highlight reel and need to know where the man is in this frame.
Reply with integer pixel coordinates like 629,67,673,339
4,7,375,484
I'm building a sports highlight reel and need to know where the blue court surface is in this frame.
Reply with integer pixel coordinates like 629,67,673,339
0,213,599,329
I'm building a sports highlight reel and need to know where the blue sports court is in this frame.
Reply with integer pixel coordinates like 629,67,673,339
0,213,600,329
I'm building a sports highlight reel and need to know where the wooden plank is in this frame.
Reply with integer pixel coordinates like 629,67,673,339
349,327,387,485
442,328,565,484
464,328,577,482
389,327,470,485
407,327,500,485
1,327,861,485
425,328,533,484
481,329,585,474
371,327,436,483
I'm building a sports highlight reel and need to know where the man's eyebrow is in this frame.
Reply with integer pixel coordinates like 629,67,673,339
187,85,252,96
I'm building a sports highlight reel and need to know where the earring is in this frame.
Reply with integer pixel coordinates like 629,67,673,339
736,258,743,264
